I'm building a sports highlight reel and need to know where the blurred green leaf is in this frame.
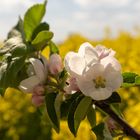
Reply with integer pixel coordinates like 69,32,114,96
135,76,140,85
87,106,96,128
92,123,113,140
122,72,138,83
24,2,46,41
68,94,84,136
32,22,50,40
32,31,53,47
49,41,59,55
8,17,25,41
45,92,60,133
0,37,23,56
3,57,26,88
60,92,81,119
74,96,92,134
10,44,27,57
110,104,123,118
122,72,140,87
121,83,135,88
54,93,63,120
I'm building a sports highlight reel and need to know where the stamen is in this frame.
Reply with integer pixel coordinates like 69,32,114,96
93,76,106,89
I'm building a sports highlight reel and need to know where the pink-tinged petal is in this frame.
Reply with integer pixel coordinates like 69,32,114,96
64,52,86,77
49,54,63,75
29,58,45,82
64,77,79,94
101,56,121,71
95,45,116,59
32,94,45,107
104,65,123,90
33,85,45,95
78,42,98,66
19,76,40,93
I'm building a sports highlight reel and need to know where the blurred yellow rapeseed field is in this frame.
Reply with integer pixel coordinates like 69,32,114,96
1,31,140,140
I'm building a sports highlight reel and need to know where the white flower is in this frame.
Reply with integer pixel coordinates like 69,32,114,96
64,42,123,100
19,55,48,93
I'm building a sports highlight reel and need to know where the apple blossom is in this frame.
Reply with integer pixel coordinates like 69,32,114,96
64,42,123,100
19,55,48,93
48,54,63,75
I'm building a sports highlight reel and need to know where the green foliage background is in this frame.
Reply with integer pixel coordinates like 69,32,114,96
0,30,140,140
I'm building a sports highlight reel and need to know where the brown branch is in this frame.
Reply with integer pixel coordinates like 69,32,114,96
95,102,140,139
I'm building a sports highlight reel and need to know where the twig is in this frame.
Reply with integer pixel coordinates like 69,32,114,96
95,102,140,139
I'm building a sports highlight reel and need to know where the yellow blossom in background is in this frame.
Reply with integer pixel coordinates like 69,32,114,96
0,31,140,139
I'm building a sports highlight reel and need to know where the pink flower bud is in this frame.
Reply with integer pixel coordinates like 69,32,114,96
48,54,63,75
33,85,45,95
106,117,118,131
32,94,45,107
32,85,45,107
64,77,79,94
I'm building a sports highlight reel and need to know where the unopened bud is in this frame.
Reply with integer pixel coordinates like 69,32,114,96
32,94,45,107
64,77,79,94
48,54,63,75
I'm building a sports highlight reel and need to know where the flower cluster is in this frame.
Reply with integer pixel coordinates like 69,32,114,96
19,42,123,104
64,42,123,100
19,54,63,106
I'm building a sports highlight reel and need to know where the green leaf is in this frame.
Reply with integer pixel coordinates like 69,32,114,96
32,31,53,46
0,87,5,96
121,83,135,88
32,22,50,40
122,72,138,83
60,92,81,119
110,104,123,118
74,96,92,134
0,37,23,56
104,92,121,104
68,94,84,136
135,76,140,85
10,44,27,57
45,92,60,133
3,57,26,88
54,93,63,120
49,41,59,55
87,106,96,128
92,123,113,140
23,2,46,41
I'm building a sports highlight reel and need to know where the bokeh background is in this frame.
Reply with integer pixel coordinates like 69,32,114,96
0,0,140,140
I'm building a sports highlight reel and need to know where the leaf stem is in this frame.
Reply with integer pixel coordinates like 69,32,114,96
95,102,140,139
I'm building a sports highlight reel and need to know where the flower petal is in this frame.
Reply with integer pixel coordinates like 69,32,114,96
29,58,45,82
77,79,112,100
78,42,98,66
104,65,123,90
83,63,104,81
64,52,86,77
19,76,40,93
101,56,121,71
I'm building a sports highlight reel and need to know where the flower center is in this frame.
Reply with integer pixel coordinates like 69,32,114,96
93,76,106,88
